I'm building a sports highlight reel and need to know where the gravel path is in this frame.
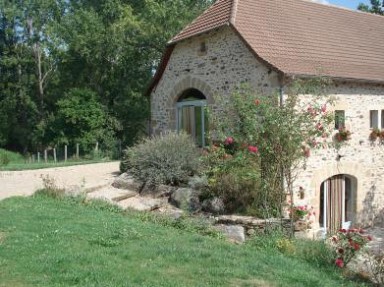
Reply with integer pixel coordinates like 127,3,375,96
0,162,120,200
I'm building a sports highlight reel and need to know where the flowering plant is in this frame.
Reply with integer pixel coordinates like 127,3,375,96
330,228,373,268
289,205,313,221
334,127,351,142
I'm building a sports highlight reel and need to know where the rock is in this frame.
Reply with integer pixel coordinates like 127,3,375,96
187,176,208,190
141,183,175,198
112,173,143,191
215,224,245,243
170,188,201,212
202,197,225,214
156,206,185,220
117,196,166,212
87,187,137,203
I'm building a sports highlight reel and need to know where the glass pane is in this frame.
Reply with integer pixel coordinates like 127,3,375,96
370,110,378,129
335,110,345,130
180,106,195,136
381,110,384,129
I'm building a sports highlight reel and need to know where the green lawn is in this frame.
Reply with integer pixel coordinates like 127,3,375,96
0,196,369,287
0,159,111,171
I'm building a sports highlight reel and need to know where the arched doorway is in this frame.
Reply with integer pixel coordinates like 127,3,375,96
176,88,208,147
319,175,357,233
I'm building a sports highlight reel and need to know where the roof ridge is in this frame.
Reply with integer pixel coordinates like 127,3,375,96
230,0,239,24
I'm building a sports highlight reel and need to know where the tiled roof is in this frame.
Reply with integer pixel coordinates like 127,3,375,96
169,0,384,83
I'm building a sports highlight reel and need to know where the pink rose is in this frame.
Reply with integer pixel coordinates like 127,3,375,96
335,258,344,268
224,137,234,145
248,145,258,153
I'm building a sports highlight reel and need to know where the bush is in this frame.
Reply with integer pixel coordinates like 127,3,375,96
0,149,24,166
34,175,66,199
120,131,200,187
201,142,263,216
293,239,335,268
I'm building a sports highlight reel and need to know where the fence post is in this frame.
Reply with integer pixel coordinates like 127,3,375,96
44,149,48,163
37,152,40,163
53,148,57,163
76,143,79,159
64,145,68,162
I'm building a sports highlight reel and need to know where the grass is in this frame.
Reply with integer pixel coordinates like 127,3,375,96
0,159,112,171
0,148,113,171
0,195,370,287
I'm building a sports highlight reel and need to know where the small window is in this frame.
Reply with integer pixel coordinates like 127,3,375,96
370,110,379,129
335,110,345,130
381,110,384,129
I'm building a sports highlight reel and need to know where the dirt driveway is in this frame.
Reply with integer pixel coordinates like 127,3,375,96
0,162,120,200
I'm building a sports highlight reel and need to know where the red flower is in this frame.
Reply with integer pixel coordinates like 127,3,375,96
367,235,373,241
335,258,344,268
224,137,234,145
321,104,327,113
248,145,258,153
255,99,260,106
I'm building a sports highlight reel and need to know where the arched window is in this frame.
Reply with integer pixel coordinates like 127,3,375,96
176,89,208,147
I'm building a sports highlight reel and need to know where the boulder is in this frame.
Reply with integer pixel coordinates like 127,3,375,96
112,173,143,191
170,188,201,212
141,183,175,198
202,197,225,214
215,224,245,244
117,196,166,212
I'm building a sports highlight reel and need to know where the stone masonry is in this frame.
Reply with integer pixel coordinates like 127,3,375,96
150,26,384,232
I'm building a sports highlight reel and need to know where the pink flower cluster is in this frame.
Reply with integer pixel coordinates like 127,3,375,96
331,228,373,268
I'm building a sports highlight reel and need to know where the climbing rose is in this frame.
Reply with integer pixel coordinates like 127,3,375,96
248,145,258,153
224,137,234,145
335,258,344,268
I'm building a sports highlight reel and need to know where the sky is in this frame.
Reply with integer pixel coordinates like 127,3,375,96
311,0,371,10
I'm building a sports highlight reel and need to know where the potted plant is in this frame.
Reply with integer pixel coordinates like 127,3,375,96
335,127,352,142
369,128,380,141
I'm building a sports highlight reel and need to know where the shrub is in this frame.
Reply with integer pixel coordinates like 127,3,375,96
35,175,66,199
366,250,384,285
294,239,335,268
0,149,24,166
120,131,200,187
201,143,262,216
330,229,372,268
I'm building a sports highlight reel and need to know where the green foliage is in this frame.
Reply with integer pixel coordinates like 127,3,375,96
358,0,384,15
293,239,335,268
201,143,262,215
207,81,334,218
121,131,200,187
0,149,24,166
51,88,120,156
330,229,372,268
34,174,66,199
0,0,211,153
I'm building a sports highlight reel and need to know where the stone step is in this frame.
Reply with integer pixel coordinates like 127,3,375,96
117,196,167,212
86,187,137,203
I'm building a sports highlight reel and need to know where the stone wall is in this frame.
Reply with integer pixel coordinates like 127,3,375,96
291,82,384,229
150,24,384,230
150,26,280,134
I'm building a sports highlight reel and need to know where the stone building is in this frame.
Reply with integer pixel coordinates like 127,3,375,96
148,0,384,234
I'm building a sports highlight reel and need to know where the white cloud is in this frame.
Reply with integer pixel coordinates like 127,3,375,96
309,0,330,4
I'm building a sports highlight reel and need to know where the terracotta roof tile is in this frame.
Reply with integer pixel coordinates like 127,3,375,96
169,0,384,83
169,0,233,43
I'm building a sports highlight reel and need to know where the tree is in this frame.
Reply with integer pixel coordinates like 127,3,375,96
358,0,383,15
